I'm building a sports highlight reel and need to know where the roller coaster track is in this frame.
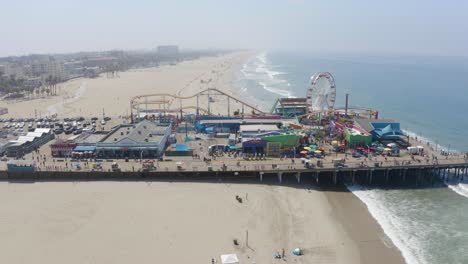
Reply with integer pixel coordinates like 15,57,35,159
130,88,265,114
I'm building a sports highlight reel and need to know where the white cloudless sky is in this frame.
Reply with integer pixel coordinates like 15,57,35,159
1,0,467,56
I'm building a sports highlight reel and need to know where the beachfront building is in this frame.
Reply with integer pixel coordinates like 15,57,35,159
344,127,372,148
354,118,405,141
271,97,308,117
196,117,284,134
239,124,282,138
31,58,67,80
95,120,171,159
157,45,179,61
6,160,36,172
4,128,54,157
239,124,301,156
263,134,301,156
50,141,77,157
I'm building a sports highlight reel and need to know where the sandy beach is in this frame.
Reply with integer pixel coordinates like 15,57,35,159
0,51,253,118
0,181,404,264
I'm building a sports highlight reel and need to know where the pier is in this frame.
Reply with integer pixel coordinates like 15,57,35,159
3,159,468,188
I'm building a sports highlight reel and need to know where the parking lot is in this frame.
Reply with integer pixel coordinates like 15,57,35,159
0,116,126,137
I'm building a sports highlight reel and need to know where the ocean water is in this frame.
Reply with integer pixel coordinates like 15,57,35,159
237,52,468,264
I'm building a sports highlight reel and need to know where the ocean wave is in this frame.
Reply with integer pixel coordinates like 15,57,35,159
257,52,267,64
347,184,428,264
258,81,292,98
240,52,295,98
444,172,468,199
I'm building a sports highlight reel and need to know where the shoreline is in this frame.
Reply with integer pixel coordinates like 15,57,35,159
326,187,406,264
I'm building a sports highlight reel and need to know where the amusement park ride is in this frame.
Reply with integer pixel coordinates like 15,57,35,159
129,72,377,122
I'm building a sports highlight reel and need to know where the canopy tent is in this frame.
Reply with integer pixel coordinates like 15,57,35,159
175,144,189,151
220,254,239,264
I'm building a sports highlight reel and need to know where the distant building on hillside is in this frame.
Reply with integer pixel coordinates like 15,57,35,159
83,56,117,69
31,57,67,80
3,63,26,78
157,45,179,61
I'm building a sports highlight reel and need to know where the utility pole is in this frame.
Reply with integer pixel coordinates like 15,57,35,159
345,93,349,117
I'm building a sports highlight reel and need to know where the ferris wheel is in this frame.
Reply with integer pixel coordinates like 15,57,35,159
306,72,336,112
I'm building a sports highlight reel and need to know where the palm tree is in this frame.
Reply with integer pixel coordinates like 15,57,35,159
53,77,58,95
45,75,53,96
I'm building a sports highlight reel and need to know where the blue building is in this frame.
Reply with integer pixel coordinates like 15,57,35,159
354,118,405,141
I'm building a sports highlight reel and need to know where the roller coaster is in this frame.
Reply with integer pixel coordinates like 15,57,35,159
130,88,266,122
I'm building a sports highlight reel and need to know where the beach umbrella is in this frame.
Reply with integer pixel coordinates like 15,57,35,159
292,248,302,256
303,147,311,150
384,148,392,151
314,150,322,153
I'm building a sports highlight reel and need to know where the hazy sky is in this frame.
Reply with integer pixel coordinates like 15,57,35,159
1,0,467,57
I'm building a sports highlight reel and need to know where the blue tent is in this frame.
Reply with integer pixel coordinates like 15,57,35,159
175,144,189,151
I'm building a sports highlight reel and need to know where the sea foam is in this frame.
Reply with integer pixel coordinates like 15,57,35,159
347,185,429,264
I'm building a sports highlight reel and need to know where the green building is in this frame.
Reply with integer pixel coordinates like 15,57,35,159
262,134,301,157
345,127,372,148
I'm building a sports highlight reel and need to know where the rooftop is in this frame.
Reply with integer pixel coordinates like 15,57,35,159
354,118,396,132
74,133,107,144
199,119,282,125
278,97,308,107
101,120,168,144
240,124,281,132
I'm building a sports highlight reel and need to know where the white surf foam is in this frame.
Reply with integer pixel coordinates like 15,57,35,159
251,53,295,97
258,81,292,98
444,172,468,199
347,184,428,264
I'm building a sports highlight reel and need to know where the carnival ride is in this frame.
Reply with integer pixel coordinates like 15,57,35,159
289,72,378,121
306,72,336,112
130,88,265,121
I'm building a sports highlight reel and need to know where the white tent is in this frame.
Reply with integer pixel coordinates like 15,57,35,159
220,253,239,264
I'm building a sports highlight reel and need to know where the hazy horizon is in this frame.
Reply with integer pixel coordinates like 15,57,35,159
1,0,467,57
